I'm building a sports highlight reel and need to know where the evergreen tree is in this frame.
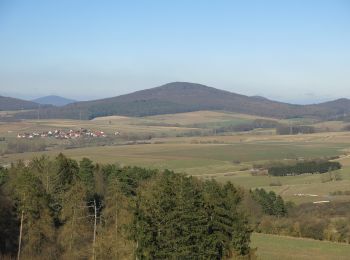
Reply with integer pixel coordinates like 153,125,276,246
29,155,56,193
0,184,18,256
79,157,95,192
12,168,57,259
96,176,134,259
59,180,93,259
55,153,79,192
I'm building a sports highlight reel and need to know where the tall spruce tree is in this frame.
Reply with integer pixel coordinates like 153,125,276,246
12,167,57,259
96,176,134,259
79,157,95,193
59,180,93,259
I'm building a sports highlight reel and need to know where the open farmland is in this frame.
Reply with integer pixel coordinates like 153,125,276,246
1,111,350,205
1,113,350,256
252,233,350,260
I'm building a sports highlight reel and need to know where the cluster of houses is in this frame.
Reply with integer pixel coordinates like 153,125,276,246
17,128,107,139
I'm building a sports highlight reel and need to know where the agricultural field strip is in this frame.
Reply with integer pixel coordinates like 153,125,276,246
252,233,350,260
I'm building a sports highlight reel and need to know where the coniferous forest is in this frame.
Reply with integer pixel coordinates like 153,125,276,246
2,154,350,259
0,154,254,259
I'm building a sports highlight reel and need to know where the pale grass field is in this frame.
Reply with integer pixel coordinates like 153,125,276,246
1,112,350,205
252,233,350,260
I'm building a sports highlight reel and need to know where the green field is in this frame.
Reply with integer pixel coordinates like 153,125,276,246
252,233,350,260
1,111,350,205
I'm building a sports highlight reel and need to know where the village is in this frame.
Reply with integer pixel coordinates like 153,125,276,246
17,128,108,139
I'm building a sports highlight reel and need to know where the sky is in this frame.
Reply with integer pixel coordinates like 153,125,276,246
0,0,349,104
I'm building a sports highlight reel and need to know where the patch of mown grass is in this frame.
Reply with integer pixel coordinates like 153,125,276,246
251,233,350,260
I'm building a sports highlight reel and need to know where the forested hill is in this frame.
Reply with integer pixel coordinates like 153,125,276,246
32,95,77,107
0,95,44,111
9,82,350,120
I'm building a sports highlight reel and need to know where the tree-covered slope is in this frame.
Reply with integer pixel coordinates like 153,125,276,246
0,95,42,111
10,82,350,120
32,95,77,106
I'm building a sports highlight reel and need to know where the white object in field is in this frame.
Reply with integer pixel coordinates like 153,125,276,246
313,200,330,204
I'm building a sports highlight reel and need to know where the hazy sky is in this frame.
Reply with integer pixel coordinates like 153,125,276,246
0,0,349,103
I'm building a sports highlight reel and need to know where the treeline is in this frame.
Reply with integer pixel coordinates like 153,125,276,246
268,160,341,176
242,188,350,244
276,125,316,135
212,121,319,136
0,155,254,259
214,119,279,134
251,189,287,217
255,202,350,243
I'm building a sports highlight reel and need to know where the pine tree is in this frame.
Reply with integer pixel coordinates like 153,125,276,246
0,183,18,256
96,176,134,259
55,153,79,192
79,157,95,193
58,180,92,259
29,155,56,193
13,168,57,259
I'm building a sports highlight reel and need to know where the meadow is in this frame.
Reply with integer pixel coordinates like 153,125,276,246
252,233,350,260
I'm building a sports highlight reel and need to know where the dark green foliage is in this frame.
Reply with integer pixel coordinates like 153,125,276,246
0,155,253,259
79,157,95,192
132,173,252,259
11,168,57,258
55,153,79,190
102,164,157,196
251,189,287,217
0,185,18,256
268,160,341,176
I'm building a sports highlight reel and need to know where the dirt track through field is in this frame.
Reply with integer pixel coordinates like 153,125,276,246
278,185,290,196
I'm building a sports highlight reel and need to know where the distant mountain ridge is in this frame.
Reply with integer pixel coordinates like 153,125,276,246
5,82,350,120
0,95,42,111
32,95,76,106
